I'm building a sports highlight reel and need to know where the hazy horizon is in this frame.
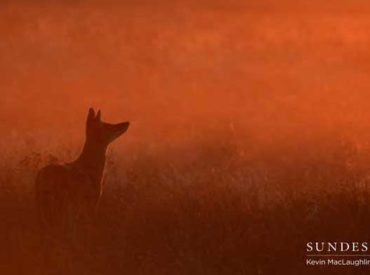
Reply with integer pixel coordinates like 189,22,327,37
2,1,370,152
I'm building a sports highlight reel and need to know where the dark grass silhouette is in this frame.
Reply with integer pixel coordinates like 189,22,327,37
2,135,370,274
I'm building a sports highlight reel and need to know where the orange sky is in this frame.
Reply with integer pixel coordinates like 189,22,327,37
2,1,370,152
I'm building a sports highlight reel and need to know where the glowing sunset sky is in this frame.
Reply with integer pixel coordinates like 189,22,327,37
2,1,370,150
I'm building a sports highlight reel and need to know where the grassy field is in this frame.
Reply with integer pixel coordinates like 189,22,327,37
2,135,370,275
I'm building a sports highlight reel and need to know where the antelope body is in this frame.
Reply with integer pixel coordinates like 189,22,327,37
35,108,129,230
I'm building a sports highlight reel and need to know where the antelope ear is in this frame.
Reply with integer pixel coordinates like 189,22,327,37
87,108,95,124
96,110,101,122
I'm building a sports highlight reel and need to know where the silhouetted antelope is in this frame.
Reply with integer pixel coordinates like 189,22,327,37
35,108,129,232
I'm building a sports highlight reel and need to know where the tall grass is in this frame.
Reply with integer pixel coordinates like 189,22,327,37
1,136,370,274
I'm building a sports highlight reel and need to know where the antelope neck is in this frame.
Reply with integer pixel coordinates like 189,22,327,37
75,139,107,171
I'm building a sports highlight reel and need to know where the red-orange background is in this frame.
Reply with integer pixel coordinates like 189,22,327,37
2,1,370,153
